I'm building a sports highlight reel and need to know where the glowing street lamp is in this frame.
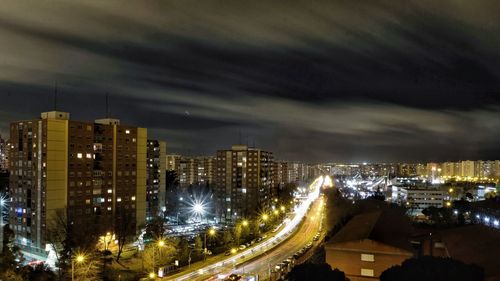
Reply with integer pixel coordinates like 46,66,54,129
72,253,86,281
193,203,204,214
149,272,156,279
231,248,237,254
262,214,269,222
280,206,286,212
242,220,249,227
273,210,279,216
204,228,216,261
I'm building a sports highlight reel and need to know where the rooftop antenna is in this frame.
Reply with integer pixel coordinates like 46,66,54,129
53,81,58,111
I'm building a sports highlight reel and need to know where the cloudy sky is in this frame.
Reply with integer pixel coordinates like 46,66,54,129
0,0,500,163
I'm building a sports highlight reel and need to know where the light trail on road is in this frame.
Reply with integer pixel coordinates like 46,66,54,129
167,176,325,281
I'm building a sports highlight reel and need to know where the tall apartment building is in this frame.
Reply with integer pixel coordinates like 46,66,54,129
199,156,215,187
272,161,288,188
288,162,307,183
166,154,181,171
146,140,166,220
215,145,273,223
178,157,199,189
0,135,7,171
8,111,147,260
460,160,476,178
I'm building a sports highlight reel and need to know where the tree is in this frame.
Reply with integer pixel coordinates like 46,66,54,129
222,229,233,246
277,182,297,207
380,256,484,281
144,217,165,241
165,171,179,215
115,207,136,262
234,224,242,246
25,263,57,281
0,224,24,273
287,263,348,281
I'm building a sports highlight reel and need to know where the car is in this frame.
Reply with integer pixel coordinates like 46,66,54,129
238,245,246,250
256,237,263,242
225,250,232,256
262,234,268,239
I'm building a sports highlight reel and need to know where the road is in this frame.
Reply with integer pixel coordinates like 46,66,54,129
165,176,326,281
230,197,324,279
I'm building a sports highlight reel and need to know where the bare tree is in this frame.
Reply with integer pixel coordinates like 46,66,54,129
114,206,135,262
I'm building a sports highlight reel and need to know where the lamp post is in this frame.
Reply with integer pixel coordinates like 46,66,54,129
71,254,85,281
204,228,216,261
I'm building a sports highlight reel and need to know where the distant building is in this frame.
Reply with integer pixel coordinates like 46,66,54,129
287,162,307,183
177,156,198,189
272,161,288,187
325,211,414,281
403,187,445,215
9,111,147,261
214,145,273,223
199,156,215,187
166,154,181,172
146,140,166,220
460,160,476,178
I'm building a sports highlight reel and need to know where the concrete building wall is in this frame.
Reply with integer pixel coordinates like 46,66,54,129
325,239,413,281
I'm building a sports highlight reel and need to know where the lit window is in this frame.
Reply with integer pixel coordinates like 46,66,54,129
107,207,112,211
125,130,130,134
86,153,92,159
117,197,122,202
361,254,375,262
131,196,136,201
77,153,83,159
361,269,374,277
107,189,112,194
85,199,91,204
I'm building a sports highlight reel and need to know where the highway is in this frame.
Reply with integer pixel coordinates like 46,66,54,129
165,176,326,281
229,197,324,279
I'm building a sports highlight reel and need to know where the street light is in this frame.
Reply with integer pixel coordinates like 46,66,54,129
149,272,156,279
242,220,249,227
204,228,216,261
280,206,285,212
72,253,86,281
193,203,204,214
262,214,269,222
231,248,237,254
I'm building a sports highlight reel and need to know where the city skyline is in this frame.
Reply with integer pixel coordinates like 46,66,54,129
1,1,500,163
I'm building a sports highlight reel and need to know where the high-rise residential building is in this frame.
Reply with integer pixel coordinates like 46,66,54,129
214,145,273,223
146,140,166,220
272,161,288,188
460,160,476,178
178,156,199,189
0,135,7,171
287,162,307,183
8,111,147,261
199,156,215,187
166,154,181,171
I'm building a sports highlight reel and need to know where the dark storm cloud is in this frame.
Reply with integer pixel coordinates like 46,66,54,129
1,0,500,162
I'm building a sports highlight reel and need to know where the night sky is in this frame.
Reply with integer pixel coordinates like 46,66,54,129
1,0,500,163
